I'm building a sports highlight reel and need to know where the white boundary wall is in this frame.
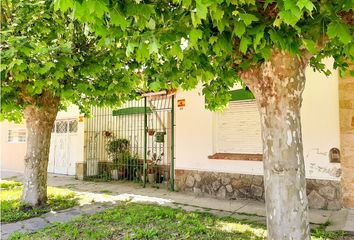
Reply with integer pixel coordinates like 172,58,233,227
175,58,341,181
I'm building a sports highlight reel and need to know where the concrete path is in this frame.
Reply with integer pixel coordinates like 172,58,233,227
2,173,354,238
1,203,113,239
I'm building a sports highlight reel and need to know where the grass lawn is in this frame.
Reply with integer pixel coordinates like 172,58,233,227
8,203,347,240
0,180,79,223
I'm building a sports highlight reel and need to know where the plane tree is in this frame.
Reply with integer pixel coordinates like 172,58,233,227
0,0,142,207
55,0,354,239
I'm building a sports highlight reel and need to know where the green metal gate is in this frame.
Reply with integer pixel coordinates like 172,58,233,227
84,94,175,190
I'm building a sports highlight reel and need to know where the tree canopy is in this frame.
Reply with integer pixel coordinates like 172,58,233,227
0,0,143,122
54,0,353,109
1,1,352,237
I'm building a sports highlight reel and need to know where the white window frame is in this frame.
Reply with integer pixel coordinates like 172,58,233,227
212,99,262,154
7,129,27,143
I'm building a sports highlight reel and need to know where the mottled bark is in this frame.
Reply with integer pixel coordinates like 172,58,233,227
22,91,59,207
239,50,310,240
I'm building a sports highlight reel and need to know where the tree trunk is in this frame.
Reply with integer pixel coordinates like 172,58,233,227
239,50,310,239
22,92,59,207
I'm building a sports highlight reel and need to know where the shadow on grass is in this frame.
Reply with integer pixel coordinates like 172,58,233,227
8,202,268,240
0,181,79,223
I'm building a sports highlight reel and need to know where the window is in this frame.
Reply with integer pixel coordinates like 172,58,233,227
213,100,262,156
69,120,78,133
56,121,68,133
52,120,78,133
8,129,26,143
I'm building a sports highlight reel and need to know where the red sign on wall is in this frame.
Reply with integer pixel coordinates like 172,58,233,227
177,99,186,108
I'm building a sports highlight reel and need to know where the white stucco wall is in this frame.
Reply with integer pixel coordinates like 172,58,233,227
301,59,341,180
0,121,27,173
175,59,341,181
0,106,84,175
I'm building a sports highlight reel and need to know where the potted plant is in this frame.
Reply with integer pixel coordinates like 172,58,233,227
126,154,142,181
147,167,156,183
148,129,155,136
156,171,164,184
147,152,163,183
106,138,130,180
112,152,131,179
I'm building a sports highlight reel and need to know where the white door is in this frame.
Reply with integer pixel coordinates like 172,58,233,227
67,120,79,175
48,119,78,175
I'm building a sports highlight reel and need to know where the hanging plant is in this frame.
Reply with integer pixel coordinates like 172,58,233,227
106,138,130,156
102,131,112,137
148,129,155,136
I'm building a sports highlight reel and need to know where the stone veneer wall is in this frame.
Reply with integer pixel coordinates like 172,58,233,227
339,67,354,209
175,169,342,210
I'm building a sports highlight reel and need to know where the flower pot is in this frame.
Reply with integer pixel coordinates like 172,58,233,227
156,172,164,183
164,171,170,181
148,173,155,183
148,129,155,136
111,169,119,180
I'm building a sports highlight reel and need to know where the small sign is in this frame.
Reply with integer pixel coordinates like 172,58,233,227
79,116,84,122
177,99,185,108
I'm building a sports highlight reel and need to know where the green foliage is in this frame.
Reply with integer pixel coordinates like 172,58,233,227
105,138,142,180
9,203,267,239
0,0,142,122
106,138,132,166
0,182,78,223
0,180,22,190
106,138,130,156
8,202,346,240
311,221,347,240
53,0,353,110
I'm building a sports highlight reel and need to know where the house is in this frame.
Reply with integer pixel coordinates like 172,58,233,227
1,105,84,176
1,59,353,210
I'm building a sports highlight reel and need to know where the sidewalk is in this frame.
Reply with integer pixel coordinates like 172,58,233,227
2,172,354,238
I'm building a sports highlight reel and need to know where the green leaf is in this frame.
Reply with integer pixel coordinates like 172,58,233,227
283,1,302,18
302,39,317,54
233,21,246,38
110,10,128,30
209,36,218,44
349,44,354,58
18,46,31,56
260,47,272,59
126,41,138,57
61,89,74,99
328,22,352,44
327,22,338,39
239,13,258,26
171,44,183,59
146,19,156,30
54,70,65,80
16,73,26,82
337,25,352,44
210,4,224,22
182,0,192,8
126,3,155,19
297,0,315,12
149,81,161,91
84,0,108,18
189,29,203,47
191,11,202,27
136,43,150,62
350,70,354,77
278,11,298,26
239,36,251,54
254,30,264,49
196,0,208,20
148,38,159,54
54,0,74,12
